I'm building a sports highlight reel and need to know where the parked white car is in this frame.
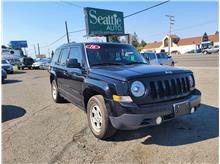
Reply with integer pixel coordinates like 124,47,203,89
141,52,175,66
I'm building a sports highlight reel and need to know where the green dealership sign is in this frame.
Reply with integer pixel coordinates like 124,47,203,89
84,7,125,36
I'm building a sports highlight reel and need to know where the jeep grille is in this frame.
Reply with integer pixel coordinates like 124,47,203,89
149,76,191,100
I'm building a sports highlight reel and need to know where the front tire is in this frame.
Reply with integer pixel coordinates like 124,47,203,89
87,95,116,139
51,80,64,103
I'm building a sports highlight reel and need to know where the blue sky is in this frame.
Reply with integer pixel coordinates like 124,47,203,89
3,1,219,57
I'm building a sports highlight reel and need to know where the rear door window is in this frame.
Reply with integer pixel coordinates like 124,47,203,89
58,48,70,65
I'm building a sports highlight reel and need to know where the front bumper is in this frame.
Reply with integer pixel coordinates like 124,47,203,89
32,65,40,68
109,90,201,130
2,67,13,73
2,74,7,80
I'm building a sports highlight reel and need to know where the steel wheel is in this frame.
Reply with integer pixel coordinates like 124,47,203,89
51,80,64,103
90,105,102,133
52,81,57,100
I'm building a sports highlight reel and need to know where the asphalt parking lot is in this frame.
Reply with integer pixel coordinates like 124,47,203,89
2,54,219,163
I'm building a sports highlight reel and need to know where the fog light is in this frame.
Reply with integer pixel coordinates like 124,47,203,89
156,116,162,125
190,107,195,114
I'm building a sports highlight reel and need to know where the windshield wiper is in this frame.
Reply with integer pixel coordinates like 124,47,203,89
91,63,123,66
125,61,147,65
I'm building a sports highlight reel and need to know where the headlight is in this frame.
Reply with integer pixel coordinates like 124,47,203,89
188,75,194,88
131,81,146,97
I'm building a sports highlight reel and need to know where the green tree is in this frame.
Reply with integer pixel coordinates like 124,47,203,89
139,40,147,47
136,40,147,52
131,32,139,48
108,35,120,43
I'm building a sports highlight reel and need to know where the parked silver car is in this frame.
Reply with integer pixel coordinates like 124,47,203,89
39,59,51,70
202,45,219,54
141,52,175,66
32,58,51,69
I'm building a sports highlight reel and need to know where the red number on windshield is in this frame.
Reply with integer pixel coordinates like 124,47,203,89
85,45,100,49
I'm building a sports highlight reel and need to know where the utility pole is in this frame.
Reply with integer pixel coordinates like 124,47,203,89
33,44,37,56
65,21,70,43
165,15,175,56
48,48,50,58
37,43,40,55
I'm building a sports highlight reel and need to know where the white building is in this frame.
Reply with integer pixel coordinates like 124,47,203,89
1,47,24,65
141,33,219,54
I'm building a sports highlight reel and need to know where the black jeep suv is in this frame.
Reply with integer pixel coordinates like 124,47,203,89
18,57,34,70
49,42,201,139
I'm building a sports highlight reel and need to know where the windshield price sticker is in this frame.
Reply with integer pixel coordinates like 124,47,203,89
85,45,100,49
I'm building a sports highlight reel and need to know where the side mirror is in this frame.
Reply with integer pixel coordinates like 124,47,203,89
66,58,81,68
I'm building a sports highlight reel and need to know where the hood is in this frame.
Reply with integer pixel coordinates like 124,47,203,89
2,63,12,67
90,64,192,81
33,61,45,65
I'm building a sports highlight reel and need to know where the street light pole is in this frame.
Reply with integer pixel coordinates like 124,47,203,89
165,15,174,56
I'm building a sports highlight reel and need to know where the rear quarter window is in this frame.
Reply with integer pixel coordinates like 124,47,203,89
52,49,61,64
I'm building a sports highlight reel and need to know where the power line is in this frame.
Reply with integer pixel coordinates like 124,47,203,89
40,1,170,48
143,20,218,41
59,1,83,9
60,0,169,19
173,19,217,32
40,29,86,48
40,34,66,48
69,29,86,34
124,0,169,18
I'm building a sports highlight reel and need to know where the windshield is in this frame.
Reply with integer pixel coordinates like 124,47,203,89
86,44,147,66
2,60,9,64
24,58,33,61
143,53,156,60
